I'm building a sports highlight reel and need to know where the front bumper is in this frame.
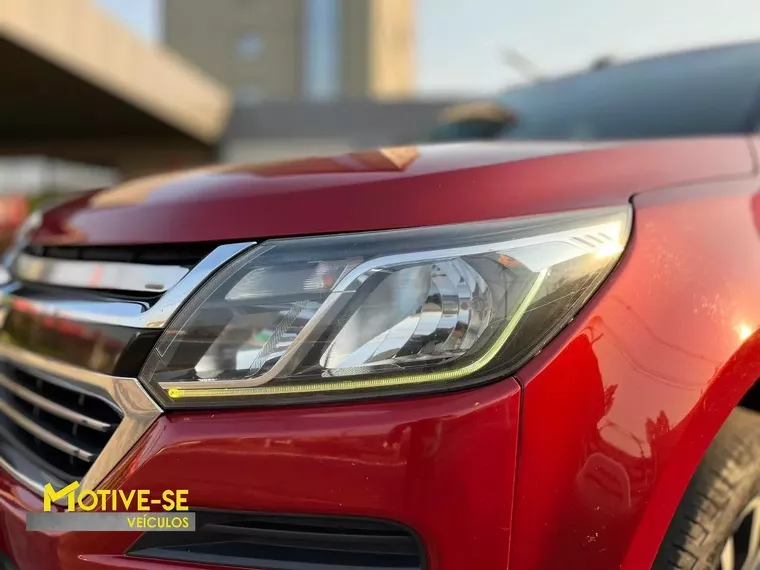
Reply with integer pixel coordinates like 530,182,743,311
0,379,521,570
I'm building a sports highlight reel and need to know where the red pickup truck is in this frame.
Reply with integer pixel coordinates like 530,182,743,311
4,44,760,570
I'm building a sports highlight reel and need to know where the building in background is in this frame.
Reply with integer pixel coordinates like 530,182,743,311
163,0,415,102
0,0,230,180
0,0,441,189
164,0,427,162
0,0,232,246
0,157,117,196
222,99,457,163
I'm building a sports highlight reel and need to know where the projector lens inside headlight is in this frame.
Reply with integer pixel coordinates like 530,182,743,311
139,206,631,407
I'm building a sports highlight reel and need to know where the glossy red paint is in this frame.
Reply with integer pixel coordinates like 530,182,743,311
31,138,753,246
0,380,521,570
4,138,760,570
510,175,760,569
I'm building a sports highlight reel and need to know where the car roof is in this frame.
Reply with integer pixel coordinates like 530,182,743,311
488,41,760,140
524,40,760,87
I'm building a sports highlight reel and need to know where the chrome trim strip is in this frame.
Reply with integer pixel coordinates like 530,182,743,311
0,399,97,462
13,253,190,293
0,242,256,329
140,242,256,328
0,454,46,496
0,373,115,432
0,343,162,492
0,240,256,495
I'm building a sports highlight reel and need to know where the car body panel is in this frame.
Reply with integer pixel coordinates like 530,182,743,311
30,138,754,246
510,175,760,569
3,138,760,570
0,379,521,570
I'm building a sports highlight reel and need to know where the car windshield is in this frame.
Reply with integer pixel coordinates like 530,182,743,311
431,43,760,142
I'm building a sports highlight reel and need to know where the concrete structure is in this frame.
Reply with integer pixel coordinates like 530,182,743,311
222,99,457,163
0,0,232,178
0,157,117,195
0,0,438,183
164,0,415,102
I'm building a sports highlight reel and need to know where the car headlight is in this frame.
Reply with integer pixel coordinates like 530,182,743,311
139,206,631,407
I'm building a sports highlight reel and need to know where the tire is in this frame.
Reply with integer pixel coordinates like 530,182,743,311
653,407,760,570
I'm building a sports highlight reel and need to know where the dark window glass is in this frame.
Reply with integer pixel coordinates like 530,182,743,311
427,118,507,141
427,44,760,142
496,44,760,140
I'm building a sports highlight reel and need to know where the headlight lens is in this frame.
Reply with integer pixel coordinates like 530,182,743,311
140,207,630,407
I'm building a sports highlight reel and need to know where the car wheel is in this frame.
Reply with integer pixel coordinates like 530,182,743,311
653,407,760,570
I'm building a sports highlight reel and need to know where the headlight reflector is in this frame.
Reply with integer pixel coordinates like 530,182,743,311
140,207,630,407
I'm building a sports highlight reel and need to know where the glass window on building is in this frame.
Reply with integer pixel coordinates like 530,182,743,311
303,0,340,101
237,84,265,104
238,31,263,60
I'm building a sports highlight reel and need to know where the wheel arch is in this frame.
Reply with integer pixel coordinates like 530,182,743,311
623,335,760,569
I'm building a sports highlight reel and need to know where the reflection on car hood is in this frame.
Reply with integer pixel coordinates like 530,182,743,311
30,139,754,246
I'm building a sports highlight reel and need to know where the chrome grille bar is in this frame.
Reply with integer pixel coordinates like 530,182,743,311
13,253,190,293
3,242,256,329
0,373,116,433
0,241,255,495
0,342,160,490
0,452,46,496
0,399,97,462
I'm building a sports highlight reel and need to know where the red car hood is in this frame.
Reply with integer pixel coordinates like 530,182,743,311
30,139,754,246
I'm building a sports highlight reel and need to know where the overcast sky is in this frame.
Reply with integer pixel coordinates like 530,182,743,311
96,0,760,95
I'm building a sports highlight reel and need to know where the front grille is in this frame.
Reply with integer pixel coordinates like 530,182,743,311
0,361,122,483
24,242,221,267
0,241,249,493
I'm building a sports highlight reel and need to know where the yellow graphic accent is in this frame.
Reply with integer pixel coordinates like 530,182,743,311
43,483,188,512
43,481,79,511
168,269,548,400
